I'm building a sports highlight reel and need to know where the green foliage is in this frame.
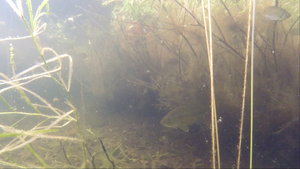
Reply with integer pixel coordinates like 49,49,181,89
104,0,158,21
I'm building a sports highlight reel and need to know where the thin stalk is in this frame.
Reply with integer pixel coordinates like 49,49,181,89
4,152,16,164
66,91,88,167
9,44,16,76
272,21,278,71
98,137,115,169
60,141,71,166
0,95,15,112
26,144,47,168
201,0,214,167
237,0,252,168
19,14,49,71
91,154,96,169
81,83,86,139
85,143,96,169
207,0,220,168
0,159,27,168
201,0,220,168
250,0,256,168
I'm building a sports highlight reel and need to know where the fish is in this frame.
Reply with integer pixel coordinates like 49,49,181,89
160,103,209,132
262,6,291,21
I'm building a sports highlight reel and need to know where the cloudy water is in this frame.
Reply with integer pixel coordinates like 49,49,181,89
0,0,299,168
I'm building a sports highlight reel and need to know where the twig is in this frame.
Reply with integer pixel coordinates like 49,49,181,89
59,141,71,166
85,143,92,157
272,21,279,71
98,137,115,169
173,0,244,60
159,40,188,65
85,143,96,169
180,33,198,57
279,16,300,58
273,117,299,135
91,153,96,169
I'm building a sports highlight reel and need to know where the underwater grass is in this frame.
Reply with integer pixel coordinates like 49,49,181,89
1,0,297,168
0,0,88,168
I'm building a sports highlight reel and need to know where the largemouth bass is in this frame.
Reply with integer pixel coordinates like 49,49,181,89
160,103,209,132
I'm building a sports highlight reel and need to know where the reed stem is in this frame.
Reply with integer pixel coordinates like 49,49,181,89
250,0,256,168
237,0,253,168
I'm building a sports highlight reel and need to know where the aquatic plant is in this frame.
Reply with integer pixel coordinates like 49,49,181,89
103,0,298,168
0,0,88,168
1,0,297,168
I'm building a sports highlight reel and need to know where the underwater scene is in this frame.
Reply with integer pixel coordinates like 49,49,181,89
0,0,299,168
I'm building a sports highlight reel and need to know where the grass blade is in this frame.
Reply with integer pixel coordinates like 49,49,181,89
33,0,49,28
26,0,34,30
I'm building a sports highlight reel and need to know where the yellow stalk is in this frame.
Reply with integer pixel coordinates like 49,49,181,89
237,0,253,168
250,0,256,168
201,0,220,168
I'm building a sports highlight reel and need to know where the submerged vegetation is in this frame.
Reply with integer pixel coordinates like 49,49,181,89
0,0,299,168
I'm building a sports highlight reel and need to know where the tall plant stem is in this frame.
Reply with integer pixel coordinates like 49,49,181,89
19,15,49,71
200,2,213,167
250,0,256,168
237,0,252,168
201,0,220,168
